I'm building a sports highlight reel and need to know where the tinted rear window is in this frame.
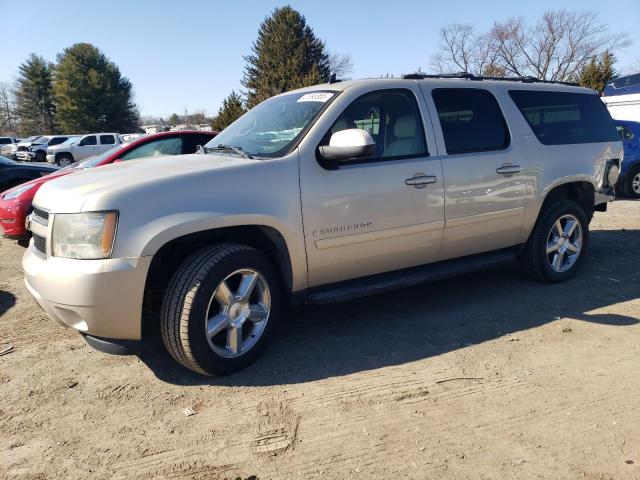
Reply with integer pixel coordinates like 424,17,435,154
432,88,510,154
509,90,619,145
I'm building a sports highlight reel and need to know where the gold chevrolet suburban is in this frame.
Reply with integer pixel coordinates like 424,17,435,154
23,75,622,375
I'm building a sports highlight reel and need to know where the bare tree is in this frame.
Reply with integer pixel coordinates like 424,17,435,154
188,110,208,125
0,81,17,135
328,52,354,79
431,10,630,81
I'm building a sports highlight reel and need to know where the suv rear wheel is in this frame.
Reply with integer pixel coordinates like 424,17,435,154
522,199,589,283
160,243,283,376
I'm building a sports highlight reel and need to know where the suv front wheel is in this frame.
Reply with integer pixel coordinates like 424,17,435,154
56,154,74,167
160,244,283,376
522,199,589,283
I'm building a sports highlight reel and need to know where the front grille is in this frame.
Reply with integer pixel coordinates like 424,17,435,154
32,232,47,258
32,207,49,226
17,146,27,152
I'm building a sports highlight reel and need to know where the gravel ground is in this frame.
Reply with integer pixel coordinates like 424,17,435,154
1,200,639,479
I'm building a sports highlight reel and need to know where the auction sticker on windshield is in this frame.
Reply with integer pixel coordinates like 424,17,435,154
297,92,335,103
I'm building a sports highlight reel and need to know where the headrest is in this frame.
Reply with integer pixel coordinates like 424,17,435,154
394,116,417,138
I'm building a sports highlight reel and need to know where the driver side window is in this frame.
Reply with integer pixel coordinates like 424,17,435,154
323,89,428,162
79,135,97,146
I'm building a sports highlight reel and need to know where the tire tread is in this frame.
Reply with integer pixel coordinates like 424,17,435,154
160,243,257,376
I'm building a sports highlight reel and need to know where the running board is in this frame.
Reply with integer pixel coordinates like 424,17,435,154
303,247,519,306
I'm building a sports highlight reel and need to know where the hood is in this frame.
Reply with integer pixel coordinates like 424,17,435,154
47,143,70,152
34,153,258,212
5,161,58,172
1,167,67,200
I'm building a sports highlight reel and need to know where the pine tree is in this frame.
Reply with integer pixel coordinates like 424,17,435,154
242,6,331,108
14,54,56,135
53,43,139,133
211,92,246,132
577,51,618,94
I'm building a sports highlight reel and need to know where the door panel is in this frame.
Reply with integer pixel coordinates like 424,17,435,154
439,150,526,259
421,86,527,259
300,87,445,287
301,159,444,286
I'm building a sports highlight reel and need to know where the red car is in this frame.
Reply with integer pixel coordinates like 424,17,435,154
0,130,216,239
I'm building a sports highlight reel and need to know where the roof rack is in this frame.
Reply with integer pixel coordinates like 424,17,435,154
402,72,578,87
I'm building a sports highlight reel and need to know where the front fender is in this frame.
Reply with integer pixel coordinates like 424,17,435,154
114,212,308,291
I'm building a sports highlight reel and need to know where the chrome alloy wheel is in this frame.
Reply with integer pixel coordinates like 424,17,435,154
205,268,271,358
546,214,583,273
632,172,640,195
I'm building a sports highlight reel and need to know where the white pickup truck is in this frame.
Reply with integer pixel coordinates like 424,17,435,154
46,133,122,167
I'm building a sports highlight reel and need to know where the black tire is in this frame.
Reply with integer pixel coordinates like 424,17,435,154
521,199,589,283
160,243,283,376
56,154,73,167
35,150,45,162
623,167,640,199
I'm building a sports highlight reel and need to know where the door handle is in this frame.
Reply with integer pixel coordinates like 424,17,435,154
496,164,521,175
405,174,438,188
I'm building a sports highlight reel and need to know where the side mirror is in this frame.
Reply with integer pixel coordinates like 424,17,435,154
318,128,375,162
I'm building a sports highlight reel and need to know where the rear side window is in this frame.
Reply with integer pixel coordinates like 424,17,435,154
509,90,619,145
100,134,116,145
0,138,10,145
432,88,510,154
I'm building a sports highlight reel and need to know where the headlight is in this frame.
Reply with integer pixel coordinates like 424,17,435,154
2,183,34,200
52,211,118,259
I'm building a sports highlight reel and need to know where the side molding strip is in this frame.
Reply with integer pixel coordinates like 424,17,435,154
314,221,445,250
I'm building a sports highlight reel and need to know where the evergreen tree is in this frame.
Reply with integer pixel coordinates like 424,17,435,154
577,51,617,94
53,43,139,133
242,6,330,108
167,113,180,126
14,54,56,135
211,91,246,131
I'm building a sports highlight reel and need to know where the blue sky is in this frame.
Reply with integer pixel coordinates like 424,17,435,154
1,0,638,117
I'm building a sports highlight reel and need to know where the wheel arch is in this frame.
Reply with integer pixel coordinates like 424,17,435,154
539,180,595,220
55,151,74,162
141,224,294,334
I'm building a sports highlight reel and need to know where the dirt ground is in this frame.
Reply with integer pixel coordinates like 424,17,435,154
1,200,639,480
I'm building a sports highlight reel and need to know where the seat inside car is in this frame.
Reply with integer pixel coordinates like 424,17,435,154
385,115,422,157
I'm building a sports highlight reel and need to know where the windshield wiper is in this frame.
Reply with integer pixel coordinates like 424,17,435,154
204,144,253,159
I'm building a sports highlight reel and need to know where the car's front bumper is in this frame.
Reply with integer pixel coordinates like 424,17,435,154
45,154,56,164
0,198,28,238
16,151,30,161
22,247,152,341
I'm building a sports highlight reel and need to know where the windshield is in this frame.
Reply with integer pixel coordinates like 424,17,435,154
22,136,41,143
204,90,337,158
32,137,50,145
73,146,121,169
63,136,81,145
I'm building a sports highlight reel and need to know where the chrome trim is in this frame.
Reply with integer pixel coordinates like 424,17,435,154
31,206,50,227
